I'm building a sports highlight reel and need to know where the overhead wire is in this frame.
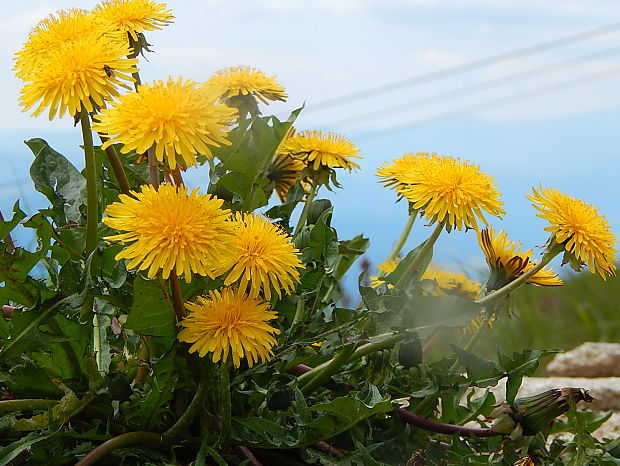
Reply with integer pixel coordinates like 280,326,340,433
306,21,620,112
353,66,620,141
325,46,620,129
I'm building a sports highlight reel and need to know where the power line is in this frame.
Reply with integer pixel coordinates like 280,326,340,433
326,47,620,129
354,66,620,141
306,21,620,112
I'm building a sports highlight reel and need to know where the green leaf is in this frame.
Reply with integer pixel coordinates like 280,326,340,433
333,234,370,280
450,345,502,387
0,246,49,306
309,209,339,268
498,348,562,403
0,201,26,240
0,431,57,466
384,239,433,287
26,138,86,225
0,359,62,398
125,276,175,346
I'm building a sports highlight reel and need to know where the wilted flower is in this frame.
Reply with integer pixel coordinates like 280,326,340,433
103,184,236,281
216,213,302,300
178,287,280,368
478,228,563,290
266,152,306,202
94,77,237,170
527,186,617,280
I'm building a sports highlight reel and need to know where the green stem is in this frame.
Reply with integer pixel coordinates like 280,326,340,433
75,432,169,466
0,399,56,412
99,135,132,195
293,181,319,236
169,272,186,320
163,372,208,439
394,221,444,289
80,109,99,257
383,209,417,266
476,244,563,307
218,362,232,446
300,345,356,395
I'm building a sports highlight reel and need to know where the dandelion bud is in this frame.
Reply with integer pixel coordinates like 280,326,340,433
398,336,423,368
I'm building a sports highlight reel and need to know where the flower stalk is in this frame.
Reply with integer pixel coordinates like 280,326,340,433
79,109,99,256
300,344,356,395
383,209,417,266
394,220,444,289
293,181,319,236
98,135,132,195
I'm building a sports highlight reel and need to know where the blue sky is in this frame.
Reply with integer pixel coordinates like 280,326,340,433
2,0,619,284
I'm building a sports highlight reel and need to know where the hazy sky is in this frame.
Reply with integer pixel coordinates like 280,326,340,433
2,0,619,282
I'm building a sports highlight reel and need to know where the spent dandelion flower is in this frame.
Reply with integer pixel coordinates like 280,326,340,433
178,287,280,368
527,186,617,279
278,129,361,172
398,155,505,231
94,0,174,42
94,77,237,170
204,65,287,105
478,228,563,290
266,152,306,202
216,213,302,300
103,184,236,281
18,33,137,120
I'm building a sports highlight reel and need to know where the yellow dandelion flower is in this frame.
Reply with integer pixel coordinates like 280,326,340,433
376,152,441,193
94,77,237,170
397,155,505,231
422,263,481,300
266,152,306,202
278,130,361,171
18,34,137,120
178,287,280,368
478,228,563,288
94,0,174,41
527,186,617,279
14,9,122,80
204,65,287,104
216,213,302,300
370,259,398,288
103,184,236,281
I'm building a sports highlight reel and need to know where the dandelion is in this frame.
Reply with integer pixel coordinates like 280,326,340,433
398,156,505,231
94,77,237,170
527,186,617,279
178,287,280,368
478,228,563,289
17,33,136,120
422,263,481,300
370,259,398,288
103,184,236,281
376,152,441,194
204,65,287,104
94,0,174,42
216,213,302,300
14,9,121,80
266,152,306,202
278,130,361,172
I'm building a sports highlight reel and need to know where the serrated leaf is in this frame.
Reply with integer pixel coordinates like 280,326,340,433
0,201,26,240
0,431,57,466
450,345,502,387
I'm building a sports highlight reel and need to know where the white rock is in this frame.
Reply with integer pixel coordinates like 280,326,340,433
547,343,620,378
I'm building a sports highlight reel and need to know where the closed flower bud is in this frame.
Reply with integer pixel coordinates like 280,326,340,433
398,336,423,368
107,371,132,401
266,384,294,411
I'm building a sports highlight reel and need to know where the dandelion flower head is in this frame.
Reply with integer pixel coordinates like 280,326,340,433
103,184,236,281
527,186,617,279
204,65,287,104
478,228,563,288
278,130,361,172
94,77,237,170
94,0,174,41
178,287,280,368
216,212,302,300
397,155,505,231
